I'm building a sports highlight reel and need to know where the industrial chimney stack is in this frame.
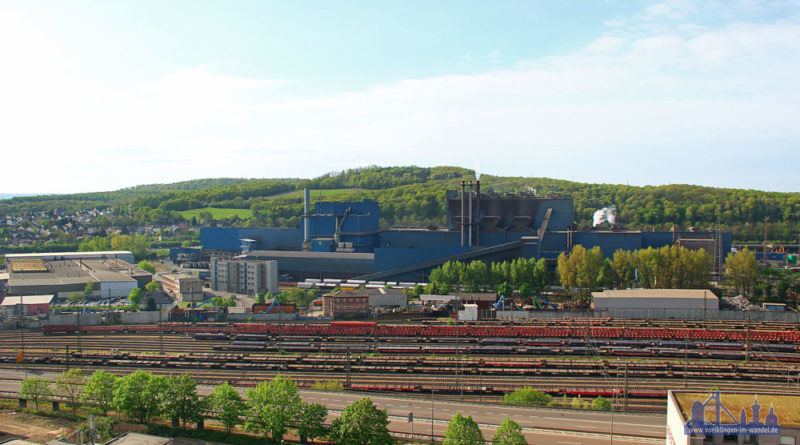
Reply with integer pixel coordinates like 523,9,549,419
302,188,312,251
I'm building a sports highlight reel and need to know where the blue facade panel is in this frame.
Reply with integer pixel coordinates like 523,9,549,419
239,228,304,250
374,245,471,272
200,227,303,251
201,227,244,250
574,232,644,258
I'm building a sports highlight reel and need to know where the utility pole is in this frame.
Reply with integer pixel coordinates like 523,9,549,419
345,348,351,389
456,295,462,401
745,311,751,363
763,217,770,269
159,308,164,355
683,337,688,389
430,376,435,442
623,363,628,411
77,311,82,354
20,294,26,379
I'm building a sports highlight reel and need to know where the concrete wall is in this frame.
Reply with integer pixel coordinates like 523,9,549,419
227,313,298,321
495,309,800,322
99,281,138,299
594,296,720,311
46,311,168,325
120,311,167,324
666,391,692,445
47,312,103,326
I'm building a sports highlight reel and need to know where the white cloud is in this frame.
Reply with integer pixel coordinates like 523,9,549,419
1,3,799,192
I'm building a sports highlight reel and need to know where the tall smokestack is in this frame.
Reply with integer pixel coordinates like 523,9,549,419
468,181,473,247
302,188,311,251
475,180,480,247
460,181,465,246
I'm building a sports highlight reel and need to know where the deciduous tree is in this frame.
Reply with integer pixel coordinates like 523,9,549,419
56,369,85,415
162,373,202,429
20,377,51,411
294,402,328,444
128,288,143,311
138,260,156,274
113,370,166,423
725,248,759,297
244,375,302,441
444,413,485,445
208,383,245,434
82,370,117,415
492,418,527,445
329,397,392,445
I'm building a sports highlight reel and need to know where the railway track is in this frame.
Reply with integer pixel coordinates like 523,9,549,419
3,336,799,412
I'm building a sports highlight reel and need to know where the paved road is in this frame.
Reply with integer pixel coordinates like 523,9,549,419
0,369,665,444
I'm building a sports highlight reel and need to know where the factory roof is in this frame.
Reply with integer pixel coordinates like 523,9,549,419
592,289,719,300
6,251,133,259
324,289,369,298
452,292,499,301
1,295,54,306
421,294,453,302
420,293,497,302
671,391,800,428
244,250,374,260
8,259,148,287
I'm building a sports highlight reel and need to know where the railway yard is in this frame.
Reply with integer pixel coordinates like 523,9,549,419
0,319,798,413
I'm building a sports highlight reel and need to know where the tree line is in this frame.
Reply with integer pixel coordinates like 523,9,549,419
426,258,548,299
3,166,799,242
19,370,530,444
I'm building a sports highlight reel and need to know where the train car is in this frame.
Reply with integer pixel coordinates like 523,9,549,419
562,387,620,397
702,342,745,350
377,345,422,354
193,332,230,341
600,346,654,357
479,337,520,345
522,338,566,347
753,352,800,362
235,333,272,341
703,350,746,360
751,343,797,352
41,324,77,335
478,345,517,355
421,345,461,354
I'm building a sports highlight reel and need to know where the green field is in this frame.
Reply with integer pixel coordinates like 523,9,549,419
269,188,365,200
179,207,252,219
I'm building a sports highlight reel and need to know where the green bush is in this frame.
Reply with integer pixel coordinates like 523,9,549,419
591,396,612,411
312,380,344,391
78,416,118,442
503,387,551,406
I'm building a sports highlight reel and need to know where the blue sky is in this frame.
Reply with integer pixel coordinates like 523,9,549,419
1,0,799,193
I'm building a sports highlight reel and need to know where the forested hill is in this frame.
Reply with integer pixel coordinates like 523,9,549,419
1,166,798,242
0,178,266,214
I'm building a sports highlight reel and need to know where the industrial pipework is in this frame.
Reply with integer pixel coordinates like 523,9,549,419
302,188,311,251
460,181,465,246
475,179,480,247
468,181,473,247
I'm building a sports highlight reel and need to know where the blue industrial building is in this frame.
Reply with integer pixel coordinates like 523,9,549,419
199,189,731,282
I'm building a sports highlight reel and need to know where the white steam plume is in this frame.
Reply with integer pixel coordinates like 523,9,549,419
475,162,481,180
593,205,617,227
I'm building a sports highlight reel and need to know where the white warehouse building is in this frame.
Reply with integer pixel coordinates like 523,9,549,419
592,289,720,311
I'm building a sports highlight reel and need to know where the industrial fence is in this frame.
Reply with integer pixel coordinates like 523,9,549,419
496,309,800,322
